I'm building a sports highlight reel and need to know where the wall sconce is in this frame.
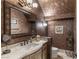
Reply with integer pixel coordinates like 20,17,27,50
43,22,47,27
18,0,38,9
32,3,38,8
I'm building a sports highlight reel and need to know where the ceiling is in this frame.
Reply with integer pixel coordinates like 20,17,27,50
5,0,76,19
38,0,76,17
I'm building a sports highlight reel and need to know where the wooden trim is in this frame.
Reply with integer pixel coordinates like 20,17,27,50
4,0,5,34
4,0,6,34
9,7,11,35
44,13,75,21
47,37,52,59
47,17,75,22
11,33,32,39
4,2,11,34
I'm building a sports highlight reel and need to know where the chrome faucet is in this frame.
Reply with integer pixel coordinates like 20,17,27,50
23,40,26,45
20,40,27,46
23,40,29,45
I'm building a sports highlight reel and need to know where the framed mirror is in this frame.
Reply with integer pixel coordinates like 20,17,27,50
4,2,37,39
11,8,31,35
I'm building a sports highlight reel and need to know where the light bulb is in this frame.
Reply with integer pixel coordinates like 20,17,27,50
33,3,38,8
43,22,47,26
27,0,33,4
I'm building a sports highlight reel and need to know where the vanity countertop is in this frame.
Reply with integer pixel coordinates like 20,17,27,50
1,39,48,59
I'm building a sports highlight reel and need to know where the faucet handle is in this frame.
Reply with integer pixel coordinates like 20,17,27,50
20,42,24,46
24,40,26,45
26,40,28,44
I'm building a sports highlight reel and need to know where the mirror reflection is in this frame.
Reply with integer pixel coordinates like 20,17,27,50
11,8,31,34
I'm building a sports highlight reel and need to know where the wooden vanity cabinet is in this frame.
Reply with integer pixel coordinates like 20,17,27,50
22,49,42,59
22,43,49,59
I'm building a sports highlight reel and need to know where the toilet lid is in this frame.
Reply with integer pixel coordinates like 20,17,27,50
52,47,58,50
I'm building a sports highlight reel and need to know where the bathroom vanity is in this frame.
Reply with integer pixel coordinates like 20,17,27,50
1,37,52,59
23,43,47,59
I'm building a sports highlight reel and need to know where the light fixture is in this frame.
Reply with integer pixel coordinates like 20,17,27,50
33,3,38,8
43,22,47,26
41,0,49,3
27,0,33,4
18,0,38,9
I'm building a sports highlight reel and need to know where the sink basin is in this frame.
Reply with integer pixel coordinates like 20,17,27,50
28,43,39,47
21,43,40,50
33,40,47,44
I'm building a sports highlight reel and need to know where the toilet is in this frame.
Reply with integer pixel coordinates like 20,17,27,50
51,47,59,58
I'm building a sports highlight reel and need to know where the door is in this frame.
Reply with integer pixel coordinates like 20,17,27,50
48,19,73,49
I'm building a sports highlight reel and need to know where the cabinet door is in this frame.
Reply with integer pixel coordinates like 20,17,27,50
23,56,30,59
30,53,36,59
35,49,42,59
30,49,42,59
43,44,47,59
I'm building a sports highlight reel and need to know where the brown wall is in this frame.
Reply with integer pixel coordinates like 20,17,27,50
1,0,4,35
36,21,47,36
38,0,76,50
48,19,74,49
38,0,76,17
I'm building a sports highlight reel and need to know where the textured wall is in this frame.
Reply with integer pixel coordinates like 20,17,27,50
38,0,76,17
38,0,76,50
48,19,74,49
1,0,4,35
36,21,47,36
